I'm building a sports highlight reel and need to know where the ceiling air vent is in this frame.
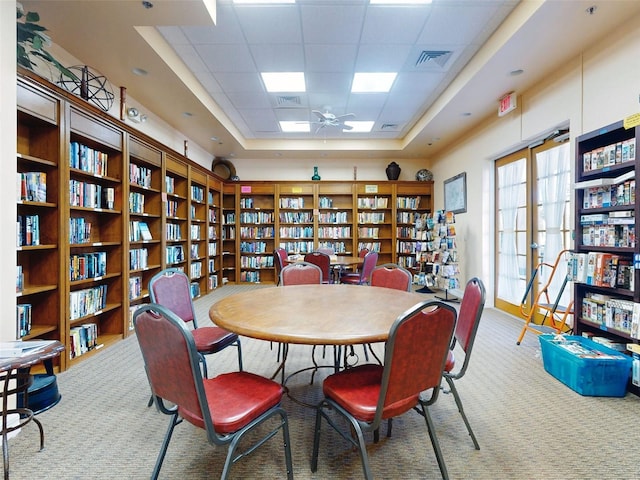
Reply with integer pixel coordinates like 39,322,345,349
276,95,302,107
381,123,399,131
415,50,452,68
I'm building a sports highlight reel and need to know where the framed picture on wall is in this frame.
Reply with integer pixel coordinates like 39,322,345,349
444,172,467,214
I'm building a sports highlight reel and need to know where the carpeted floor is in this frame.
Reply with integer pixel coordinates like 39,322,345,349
7,284,640,479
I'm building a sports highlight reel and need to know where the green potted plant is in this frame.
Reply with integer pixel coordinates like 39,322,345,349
16,3,77,80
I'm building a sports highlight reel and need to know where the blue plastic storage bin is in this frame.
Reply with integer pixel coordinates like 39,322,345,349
539,334,632,397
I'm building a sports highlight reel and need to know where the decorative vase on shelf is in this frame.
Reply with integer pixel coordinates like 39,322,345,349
312,166,321,181
385,162,401,180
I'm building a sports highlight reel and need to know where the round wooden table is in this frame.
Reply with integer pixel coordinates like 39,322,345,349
209,284,426,346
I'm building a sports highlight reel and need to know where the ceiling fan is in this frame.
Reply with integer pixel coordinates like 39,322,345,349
311,108,355,134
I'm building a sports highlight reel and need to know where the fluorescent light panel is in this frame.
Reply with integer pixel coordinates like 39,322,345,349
351,72,397,93
344,121,374,133
261,72,306,92
280,121,309,133
234,0,295,4
370,0,432,4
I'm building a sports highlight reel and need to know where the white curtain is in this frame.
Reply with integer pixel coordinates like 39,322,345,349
536,143,571,307
497,160,525,303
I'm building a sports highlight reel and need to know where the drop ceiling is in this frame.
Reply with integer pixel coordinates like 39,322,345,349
19,0,640,161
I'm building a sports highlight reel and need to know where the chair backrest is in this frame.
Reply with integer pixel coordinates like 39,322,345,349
280,261,323,286
358,251,379,284
274,248,288,284
370,263,412,292
317,247,335,256
452,277,486,377
358,248,369,259
134,303,212,430
373,300,456,427
149,268,197,326
303,252,331,283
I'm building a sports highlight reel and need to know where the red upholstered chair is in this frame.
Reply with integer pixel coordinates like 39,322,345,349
370,263,412,292
273,247,288,286
443,276,486,450
278,261,324,383
317,247,335,256
149,268,242,376
133,304,293,480
303,251,332,283
311,300,457,480
339,251,378,285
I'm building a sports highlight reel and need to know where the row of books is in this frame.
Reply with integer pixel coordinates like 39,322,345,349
357,197,389,209
17,171,46,202
17,214,40,246
69,323,99,359
70,181,114,209
582,224,634,248
209,209,217,223
357,212,386,223
69,217,92,244
190,244,200,259
396,196,422,209
240,226,275,239
208,242,217,256
318,197,334,208
358,241,381,252
166,245,184,264
208,259,215,272
165,175,176,194
240,241,269,253
69,142,108,176
240,255,274,269
70,251,107,281
279,241,314,254
208,225,218,241
319,226,352,238
239,211,274,224
129,192,145,214
190,261,202,279
318,211,349,224
222,226,235,240
129,221,152,242
224,212,236,223
580,211,634,225
16,265,24,292
279,197,306,209
70,285,108,321
16,303,31,338
190,225,202,240
166,199,179,217
239,197,255,208
580,292,639,338
568,252,633,290
166,222,182,241
129,248,149,270
358,227,379,238
397,211,421,224
208,275,218,290
582,180,635,209
279,211,314,223
129,276,142,300
318,241,348,253
240,270,261,283
129,163,152,188
582,138,636,173
191,185,204,202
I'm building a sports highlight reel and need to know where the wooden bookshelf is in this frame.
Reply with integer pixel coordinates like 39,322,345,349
164,156,189,274
221,183,237,285
189,168,207,297
207,176,223,291
317,182,355,255
573,120,639,395
127,137,163,329
355,182,393,264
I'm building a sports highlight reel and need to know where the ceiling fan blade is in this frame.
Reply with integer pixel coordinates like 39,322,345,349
341,124,354,130
336,113,356,120
312,110,327,121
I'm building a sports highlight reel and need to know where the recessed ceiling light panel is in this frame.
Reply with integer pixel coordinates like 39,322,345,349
261,72,306,93
351,73,397,93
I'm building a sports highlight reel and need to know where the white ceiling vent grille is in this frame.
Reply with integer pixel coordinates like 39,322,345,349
276,95,302,107
415,50,453,68
381,123,399,131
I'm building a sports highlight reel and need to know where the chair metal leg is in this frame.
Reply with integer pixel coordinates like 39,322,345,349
417,403,449,480
236,339,243,371
444,376,480,450
152,413,180,480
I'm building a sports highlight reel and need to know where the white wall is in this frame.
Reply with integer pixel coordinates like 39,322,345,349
428,11,640,307
3,2,17,341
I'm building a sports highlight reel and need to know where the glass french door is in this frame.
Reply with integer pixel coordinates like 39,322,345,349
494,139,573,319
